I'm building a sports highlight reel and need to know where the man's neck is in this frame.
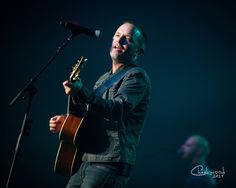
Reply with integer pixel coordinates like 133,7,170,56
112,62,124,74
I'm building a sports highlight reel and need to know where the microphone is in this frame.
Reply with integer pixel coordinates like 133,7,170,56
60,21,101,38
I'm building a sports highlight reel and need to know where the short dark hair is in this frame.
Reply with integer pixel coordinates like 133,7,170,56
192,135,210,158
123,21,147,54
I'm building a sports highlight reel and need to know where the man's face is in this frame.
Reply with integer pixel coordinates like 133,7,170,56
110,23,140,64
180,137,198,159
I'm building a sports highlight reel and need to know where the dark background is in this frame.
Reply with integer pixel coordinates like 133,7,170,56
1,0,235,187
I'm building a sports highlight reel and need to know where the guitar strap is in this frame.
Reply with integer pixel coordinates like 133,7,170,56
92,66,141,97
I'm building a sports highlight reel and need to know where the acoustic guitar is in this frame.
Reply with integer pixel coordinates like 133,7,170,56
54,56,88,176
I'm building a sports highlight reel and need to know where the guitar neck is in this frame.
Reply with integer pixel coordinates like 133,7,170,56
67,95,71,114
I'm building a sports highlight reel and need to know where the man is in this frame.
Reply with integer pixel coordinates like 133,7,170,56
179,135,217,188
49,21,151,187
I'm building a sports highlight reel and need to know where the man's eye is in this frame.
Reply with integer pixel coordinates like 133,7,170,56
125,37,133,43
119,37,129,45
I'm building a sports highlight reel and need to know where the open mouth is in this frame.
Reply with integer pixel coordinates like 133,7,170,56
113,45,123,52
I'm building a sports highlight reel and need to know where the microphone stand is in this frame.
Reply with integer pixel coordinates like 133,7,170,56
6,32,77,188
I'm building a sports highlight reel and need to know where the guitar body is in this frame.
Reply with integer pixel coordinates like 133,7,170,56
54,114,85,176
53,57,88,176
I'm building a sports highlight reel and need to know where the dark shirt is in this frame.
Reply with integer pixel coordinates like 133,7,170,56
75,64,151,165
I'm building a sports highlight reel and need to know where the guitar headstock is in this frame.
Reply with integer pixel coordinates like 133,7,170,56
69,56,87,82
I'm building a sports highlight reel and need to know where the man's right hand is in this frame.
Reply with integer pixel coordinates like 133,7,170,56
49,115,66,133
